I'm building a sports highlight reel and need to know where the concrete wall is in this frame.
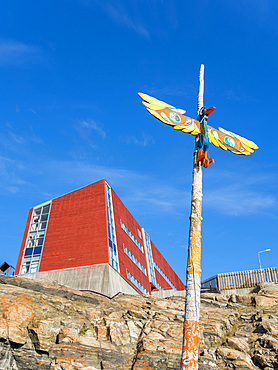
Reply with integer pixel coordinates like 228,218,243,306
219,287,256,295
22,263,139,298
151,289,186,299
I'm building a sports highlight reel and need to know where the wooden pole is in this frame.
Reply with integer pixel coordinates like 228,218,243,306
181,64,204,370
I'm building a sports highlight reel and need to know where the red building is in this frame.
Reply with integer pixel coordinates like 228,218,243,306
15,179,185,295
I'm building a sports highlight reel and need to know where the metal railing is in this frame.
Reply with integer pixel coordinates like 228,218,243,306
201,267,278,291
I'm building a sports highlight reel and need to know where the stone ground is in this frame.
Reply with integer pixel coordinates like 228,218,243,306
0,275,278,369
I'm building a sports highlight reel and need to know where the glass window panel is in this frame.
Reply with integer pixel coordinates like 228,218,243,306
30,264,38,273
108,225,111,240
27,238,35,247
23,256,31,263
34,208,41,216
39,222,47,230
37,238,44,246
42,205,50,214
24,262,31,273
25,248,33,256
34,246,42,255
41,214,48,221
30,224,37,231
121,221,143,252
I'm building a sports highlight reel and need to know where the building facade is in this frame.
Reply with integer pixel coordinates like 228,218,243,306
15,179,185,295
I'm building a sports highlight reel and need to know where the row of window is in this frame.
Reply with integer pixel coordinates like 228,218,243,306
154,261,177,291
126,269,148,294
29,223,47,233
20,255,40,274
26,233,45,248
20,202,52,275
124,244,146,275
106,183,119,272
142,229,157,286
34,204,50,215
120,220,143,253
24,246,42,257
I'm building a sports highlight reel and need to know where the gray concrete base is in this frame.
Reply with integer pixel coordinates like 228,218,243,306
219,287,256,295
151,289,186,299
21,263,139,298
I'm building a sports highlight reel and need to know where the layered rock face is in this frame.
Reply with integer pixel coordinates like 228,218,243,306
0,275,277,369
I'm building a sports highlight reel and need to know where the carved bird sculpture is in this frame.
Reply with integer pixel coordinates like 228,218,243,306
138,93,258,168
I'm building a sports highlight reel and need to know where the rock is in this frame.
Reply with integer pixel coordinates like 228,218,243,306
200,292,216,300
252,351,273,368
230,294,237,303
215,294,229,303
226,337,249,353
216,347,259,369
257,282,278,298
235,294,254,306
253,295,276,307
0,276,278,369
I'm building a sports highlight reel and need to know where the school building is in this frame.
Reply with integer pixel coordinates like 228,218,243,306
15,179,185,297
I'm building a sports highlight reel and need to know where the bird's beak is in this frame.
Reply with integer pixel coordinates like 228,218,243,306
205,107,216,116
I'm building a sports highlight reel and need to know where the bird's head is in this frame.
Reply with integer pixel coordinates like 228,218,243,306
197,106,216,121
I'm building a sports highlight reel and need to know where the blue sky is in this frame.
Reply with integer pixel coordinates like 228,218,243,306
1,1,277,282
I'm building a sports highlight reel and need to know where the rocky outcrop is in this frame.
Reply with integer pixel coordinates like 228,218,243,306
0,276,277,369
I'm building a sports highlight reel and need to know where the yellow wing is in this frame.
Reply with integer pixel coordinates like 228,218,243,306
138,92,258,156
138,93,201,136
207,126,258,155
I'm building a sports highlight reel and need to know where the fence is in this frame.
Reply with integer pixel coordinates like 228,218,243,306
201,267,278,291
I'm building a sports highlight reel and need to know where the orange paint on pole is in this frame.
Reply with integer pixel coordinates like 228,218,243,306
181,320,200,368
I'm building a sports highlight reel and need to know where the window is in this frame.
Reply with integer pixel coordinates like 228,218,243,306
142,229,158,288
126,270,148,294
20,202,51,275
154,261,177,291
120,220,143,252
124,245,146,275
106,182,119,272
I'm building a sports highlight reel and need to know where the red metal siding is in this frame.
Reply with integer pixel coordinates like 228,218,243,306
155,269,172,290
39,179,109,271
151,242,185,291
15,208,33,275
111,188,150,294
